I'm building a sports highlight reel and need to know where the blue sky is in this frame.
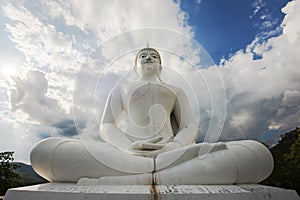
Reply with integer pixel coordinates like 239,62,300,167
180,0,290,62
0,0,299,163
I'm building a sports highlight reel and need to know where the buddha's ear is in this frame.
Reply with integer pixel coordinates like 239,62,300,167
158,65,162,75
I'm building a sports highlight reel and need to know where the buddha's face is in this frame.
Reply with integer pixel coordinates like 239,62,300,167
136,49,161,76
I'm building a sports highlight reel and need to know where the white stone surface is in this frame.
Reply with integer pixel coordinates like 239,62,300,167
4,183,300,200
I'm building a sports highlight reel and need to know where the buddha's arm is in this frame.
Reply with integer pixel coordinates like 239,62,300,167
172,88,198,146
100,88,132,151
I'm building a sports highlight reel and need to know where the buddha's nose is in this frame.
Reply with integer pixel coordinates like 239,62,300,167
146,55,151,60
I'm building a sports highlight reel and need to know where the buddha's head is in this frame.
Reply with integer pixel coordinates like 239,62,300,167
134,45,162,77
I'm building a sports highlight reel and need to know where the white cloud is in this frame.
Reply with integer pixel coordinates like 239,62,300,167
39,0,192,41
215,0,300,143
250,0,265,19
281,0,300,44
10,70,67,124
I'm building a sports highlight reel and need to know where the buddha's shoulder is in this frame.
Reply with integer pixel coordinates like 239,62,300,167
158,83,186,95
163,84,181,91
112,81,185,95
115,82,141,93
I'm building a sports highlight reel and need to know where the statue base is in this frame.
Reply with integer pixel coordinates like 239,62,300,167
4,183,299,200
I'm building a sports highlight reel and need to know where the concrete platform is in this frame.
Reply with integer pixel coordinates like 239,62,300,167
4,183,300,200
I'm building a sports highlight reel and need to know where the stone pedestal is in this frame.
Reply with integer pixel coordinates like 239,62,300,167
4,183,299,200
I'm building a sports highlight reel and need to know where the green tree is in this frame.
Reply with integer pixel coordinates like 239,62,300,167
262,127,300,195
284,129,300,193
0,151,20,195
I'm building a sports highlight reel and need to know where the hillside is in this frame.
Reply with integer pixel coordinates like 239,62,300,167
13,162,48,186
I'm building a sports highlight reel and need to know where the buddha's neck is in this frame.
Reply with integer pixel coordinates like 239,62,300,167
136,75,159,82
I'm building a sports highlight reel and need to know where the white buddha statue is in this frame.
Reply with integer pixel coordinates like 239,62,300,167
30,45,273,185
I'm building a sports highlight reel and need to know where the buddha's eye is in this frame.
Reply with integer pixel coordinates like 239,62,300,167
139,54,146,58
151,53,158,58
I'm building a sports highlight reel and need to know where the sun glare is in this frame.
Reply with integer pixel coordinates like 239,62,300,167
0,64,18,78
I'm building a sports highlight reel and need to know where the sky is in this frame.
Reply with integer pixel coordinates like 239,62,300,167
0,0,299,163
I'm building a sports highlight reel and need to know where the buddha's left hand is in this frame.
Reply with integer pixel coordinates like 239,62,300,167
131,141,182,157
130,136,164,150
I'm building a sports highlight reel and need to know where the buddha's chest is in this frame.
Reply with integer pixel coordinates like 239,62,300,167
122,83,176,125
119,82,176,140
122,82,176,116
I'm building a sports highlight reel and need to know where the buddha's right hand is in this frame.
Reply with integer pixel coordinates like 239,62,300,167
130,136,164,150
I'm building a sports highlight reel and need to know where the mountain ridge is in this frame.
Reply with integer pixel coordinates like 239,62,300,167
13,162,48,186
